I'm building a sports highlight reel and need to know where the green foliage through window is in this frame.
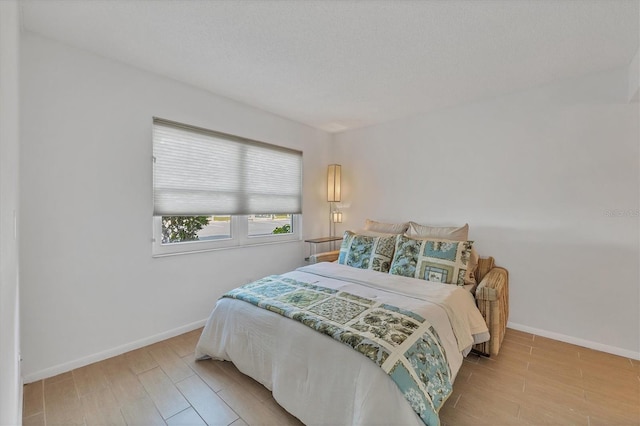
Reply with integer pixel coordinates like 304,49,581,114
272,224,291,234
162,216,210,243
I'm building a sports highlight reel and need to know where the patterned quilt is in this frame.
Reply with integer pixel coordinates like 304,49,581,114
223,275,453,426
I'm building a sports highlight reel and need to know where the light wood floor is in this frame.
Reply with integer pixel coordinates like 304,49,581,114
23,328,640,426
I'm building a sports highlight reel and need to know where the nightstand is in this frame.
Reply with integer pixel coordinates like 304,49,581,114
304,236,343,261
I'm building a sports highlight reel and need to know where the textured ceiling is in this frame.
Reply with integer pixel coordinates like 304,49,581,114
21,0,640,133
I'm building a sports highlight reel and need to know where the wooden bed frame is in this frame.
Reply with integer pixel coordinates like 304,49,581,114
308,252,509,356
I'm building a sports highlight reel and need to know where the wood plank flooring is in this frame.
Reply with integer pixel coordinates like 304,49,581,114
445,330,639,425
23,328,640,425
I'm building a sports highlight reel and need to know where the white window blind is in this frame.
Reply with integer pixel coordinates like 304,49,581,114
153,118,303,216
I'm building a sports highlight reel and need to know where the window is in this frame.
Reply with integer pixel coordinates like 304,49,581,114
248,214,294,237
152,118,302,256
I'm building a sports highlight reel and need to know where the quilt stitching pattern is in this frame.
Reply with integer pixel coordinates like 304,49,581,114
308,298,368,324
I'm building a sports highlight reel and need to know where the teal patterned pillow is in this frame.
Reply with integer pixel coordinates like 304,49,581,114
389,235,473,286
338,231,396,273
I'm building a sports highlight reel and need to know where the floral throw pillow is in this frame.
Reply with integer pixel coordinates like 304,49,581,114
389,235,473,286
338,231,396,273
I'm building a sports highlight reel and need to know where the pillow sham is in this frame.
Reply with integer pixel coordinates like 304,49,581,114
364,219,410,234
407,222,477,285
338,231,396,273
408,221,469,240
390,235,473,286
351,228,397,237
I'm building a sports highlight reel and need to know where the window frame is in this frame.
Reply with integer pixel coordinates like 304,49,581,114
152,214,301,257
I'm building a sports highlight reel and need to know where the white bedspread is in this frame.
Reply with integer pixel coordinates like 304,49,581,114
196,263,489,426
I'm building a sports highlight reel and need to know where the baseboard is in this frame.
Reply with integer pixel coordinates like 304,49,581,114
22,319,208,383
507,322,640,360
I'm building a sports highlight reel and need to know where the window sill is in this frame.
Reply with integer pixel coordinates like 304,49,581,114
152,237,302,258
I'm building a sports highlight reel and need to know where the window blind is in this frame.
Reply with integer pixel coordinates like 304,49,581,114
153,118,303,216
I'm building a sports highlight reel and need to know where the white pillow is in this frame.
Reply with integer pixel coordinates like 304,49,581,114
364,219,410,234
408,222,469,240
351,228,397,237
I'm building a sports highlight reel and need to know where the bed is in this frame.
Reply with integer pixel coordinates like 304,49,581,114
195,253,507,426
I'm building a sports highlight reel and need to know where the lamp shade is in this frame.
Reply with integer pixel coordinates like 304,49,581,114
332,211,343,223
327,164,341,202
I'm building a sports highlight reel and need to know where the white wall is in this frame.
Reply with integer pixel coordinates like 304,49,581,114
0,0,22,424
334,68,640,357
629,48,639,102
20,34,333,380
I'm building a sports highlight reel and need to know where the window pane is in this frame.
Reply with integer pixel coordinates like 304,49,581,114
197,216,231,241
161,215,230,244
248,214,293,236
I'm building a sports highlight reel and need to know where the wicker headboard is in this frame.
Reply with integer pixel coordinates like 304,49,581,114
474,256,509,356
475,256,495,282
